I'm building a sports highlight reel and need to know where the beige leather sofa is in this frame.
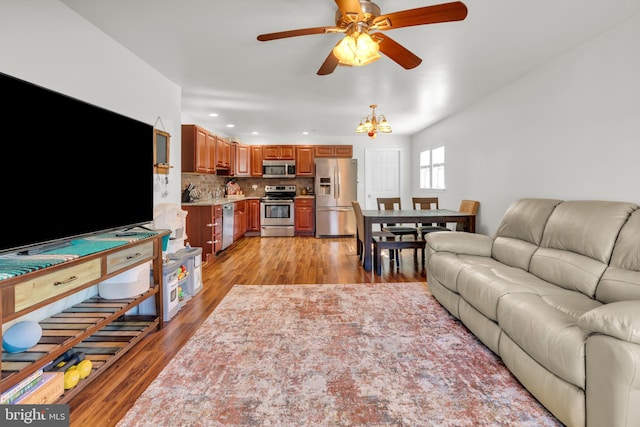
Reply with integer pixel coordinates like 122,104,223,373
425,198,640,427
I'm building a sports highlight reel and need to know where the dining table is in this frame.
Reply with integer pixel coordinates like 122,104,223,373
359,208,476,272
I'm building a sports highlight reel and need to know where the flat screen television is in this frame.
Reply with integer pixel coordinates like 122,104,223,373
1,71,154,255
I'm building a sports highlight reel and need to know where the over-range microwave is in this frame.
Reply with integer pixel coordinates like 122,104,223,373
262,160,296,178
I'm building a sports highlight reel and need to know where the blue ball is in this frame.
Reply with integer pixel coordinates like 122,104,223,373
2,321,42,353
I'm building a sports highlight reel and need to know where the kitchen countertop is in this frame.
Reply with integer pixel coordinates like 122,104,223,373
182,196,261,206
182,194,315,206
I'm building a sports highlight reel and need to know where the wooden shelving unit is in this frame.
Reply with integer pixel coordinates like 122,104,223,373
0,231,169,402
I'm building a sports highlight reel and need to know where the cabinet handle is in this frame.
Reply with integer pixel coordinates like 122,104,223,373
54,275,78,286
126,252,142,260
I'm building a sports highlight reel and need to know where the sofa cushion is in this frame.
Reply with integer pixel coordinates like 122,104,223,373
529,200,639,297
425,232,495,294
456,264,567,321
540,201,638,264
530,247,608,297
427,253,501,294
579,301,640,345
498,292,601,389
492,236,540,271
492,198,562,269
597,209,640,303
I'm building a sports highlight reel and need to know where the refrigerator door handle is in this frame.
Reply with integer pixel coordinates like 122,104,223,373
335,165,340,199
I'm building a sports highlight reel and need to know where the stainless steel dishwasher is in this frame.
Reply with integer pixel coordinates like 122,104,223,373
222,203,234,250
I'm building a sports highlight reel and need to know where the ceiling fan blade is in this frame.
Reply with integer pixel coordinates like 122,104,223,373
317,48,340,76
257,27,336,42
372,33,422,70
373,1,468,31
335,0,363,22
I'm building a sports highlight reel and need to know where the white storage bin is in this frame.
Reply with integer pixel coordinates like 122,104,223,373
98,261,151,299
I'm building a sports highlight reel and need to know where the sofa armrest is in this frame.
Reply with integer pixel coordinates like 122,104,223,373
579,301,640,344
425,232,493,257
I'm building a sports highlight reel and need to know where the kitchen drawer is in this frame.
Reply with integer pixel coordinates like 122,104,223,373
14,258,102,312
106,241,154,274
295,198,314,207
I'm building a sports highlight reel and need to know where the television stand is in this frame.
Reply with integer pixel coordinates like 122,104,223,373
0,230,170,404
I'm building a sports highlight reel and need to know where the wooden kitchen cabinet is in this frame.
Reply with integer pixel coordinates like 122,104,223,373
183,205,222,262
182,125,216,173
246,199,260,234
233,201,246,241
235,143,251,177
296,146,315,176
314,145,353,158
263,145,295,160
0,232,168,403
215,136,231,170
295,198,315,236
250,145,263,176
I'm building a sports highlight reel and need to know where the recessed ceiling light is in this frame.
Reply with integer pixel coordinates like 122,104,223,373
302,130,316,135
208,113,218,117
252,131,259,135
226,124,234,128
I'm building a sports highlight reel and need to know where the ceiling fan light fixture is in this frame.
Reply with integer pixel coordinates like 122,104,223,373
333,31,381,66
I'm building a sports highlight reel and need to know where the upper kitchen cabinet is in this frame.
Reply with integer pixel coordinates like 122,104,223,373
296,146,314,176
215,135,232,170
263,145,295,160
250,145,263,176
235,143,251,177
182,124,216,174
314,145,353,158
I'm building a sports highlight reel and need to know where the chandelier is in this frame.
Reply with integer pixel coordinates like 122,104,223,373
332,23,381,67
355,104,392,139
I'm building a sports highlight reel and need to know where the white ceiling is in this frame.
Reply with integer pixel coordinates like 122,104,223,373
60,0,640,141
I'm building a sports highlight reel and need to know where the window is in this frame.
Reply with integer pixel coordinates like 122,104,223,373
420,145,445,190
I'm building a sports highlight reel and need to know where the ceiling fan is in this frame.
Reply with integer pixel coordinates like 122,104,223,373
257,0,468,75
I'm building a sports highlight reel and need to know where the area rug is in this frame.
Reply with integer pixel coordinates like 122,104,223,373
117,283,562,426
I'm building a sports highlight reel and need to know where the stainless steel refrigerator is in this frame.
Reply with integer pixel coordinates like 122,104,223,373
315,158,358,237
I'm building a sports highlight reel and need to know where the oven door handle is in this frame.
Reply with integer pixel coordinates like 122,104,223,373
262,199,294,204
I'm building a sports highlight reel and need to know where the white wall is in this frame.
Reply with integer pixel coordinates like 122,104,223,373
0,0,182,208
411,14,640,235
0,1,183,324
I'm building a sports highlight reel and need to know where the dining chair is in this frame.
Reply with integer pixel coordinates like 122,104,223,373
420,199,480,235
376,198,419,238
412,197,440,261
412,197,442,227
376,197,421,265
351,200,398,265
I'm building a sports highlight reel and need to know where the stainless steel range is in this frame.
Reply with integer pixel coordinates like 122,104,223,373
260,185,296,237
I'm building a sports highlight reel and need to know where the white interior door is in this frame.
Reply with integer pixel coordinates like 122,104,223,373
364,148,400,210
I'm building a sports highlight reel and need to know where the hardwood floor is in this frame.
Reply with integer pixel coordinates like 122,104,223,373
67,236,426,426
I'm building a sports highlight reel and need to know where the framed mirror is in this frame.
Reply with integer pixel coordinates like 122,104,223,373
154,129,171,174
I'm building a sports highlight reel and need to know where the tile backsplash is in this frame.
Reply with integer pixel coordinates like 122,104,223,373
181,173,314,200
